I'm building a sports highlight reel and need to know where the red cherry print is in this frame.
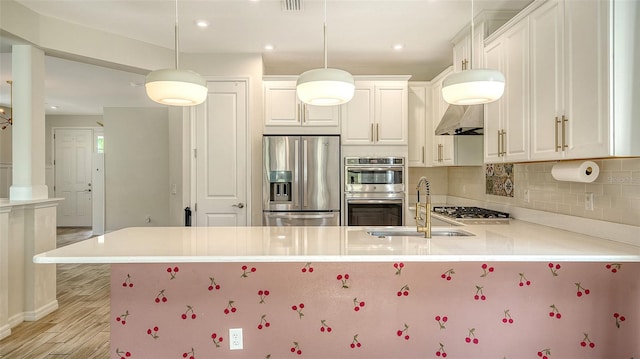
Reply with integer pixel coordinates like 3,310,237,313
258,324,263,329
404,335,410,340
442,316,448,322
435,316,441,321
502,318,508,323
465,337,471,343
548,312,554,317
519,282,524,287
154,326,159,331
155,298,160,303
297,350,302,355
344,274,350,280
620,316,626,321
292,305,297,310
147,329,152,334
397,291,402,297
162,297,167,302
231,307,236,313
258,290,264,295
224,309,230,314
167,267,173,273
264,290,270,295
581,342,587,347
265,322,271,327
291,348,296,353
299,303,304,309
327,327,331,332
241,265,248,271
211,333,217,339
191,314,196,319
356,343,361,348
354,306,360,312
122,282,127,287
121,321,126,325
309,267,314,272
614,312,619,318
480,295,486,300
394,263,399,269
208,285,214,291
320,327,325,332
301,268,307,273
396,330,402,336
473,338,479,344
584,289,590,295
556,313,561,319
403,291,409,296
350,344,355,349
181,314,187,320
441,274,446,278
612,268,618,273
589,343,595,348
219,338,223,342
173,266,179,272
251,267,256,272
116,317,121,322
359,301,365,307
337,274,343,280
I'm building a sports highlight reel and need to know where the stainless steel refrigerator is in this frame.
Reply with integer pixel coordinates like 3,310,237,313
262,135,341,226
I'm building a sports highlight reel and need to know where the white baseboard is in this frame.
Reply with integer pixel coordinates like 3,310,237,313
0,324,11,340
23,300,59,321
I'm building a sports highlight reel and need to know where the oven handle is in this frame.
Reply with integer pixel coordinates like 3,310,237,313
346,199,404,204
346,167,404,172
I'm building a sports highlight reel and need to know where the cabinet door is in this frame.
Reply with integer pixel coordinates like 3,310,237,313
502,19,530,162
375,83,408,145
341,84,375,144
483,39,504,163
530,0,564,160
264,84,299,126
304,105,340,127
408,84,429,167
453,35,470,73
563,0,609,159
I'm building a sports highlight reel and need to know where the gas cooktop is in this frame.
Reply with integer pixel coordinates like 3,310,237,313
432,206,510,225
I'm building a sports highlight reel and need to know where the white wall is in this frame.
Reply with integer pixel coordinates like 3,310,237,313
104,107,170,231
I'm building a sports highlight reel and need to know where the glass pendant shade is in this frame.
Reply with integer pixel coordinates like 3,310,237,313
442,69,505,105
145,69,207,106
296,68,355,106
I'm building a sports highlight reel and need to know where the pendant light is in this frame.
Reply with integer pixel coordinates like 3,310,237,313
296,0,355,106
441,0,505,105
145,0,207,106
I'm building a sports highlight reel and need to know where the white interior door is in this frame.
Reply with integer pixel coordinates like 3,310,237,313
195,80,248,226
54,129,93,227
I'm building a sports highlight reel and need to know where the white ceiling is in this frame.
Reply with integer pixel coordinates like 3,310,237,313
0,0,532,115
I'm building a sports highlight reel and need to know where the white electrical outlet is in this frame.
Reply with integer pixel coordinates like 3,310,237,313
524,189,530,203
229,328,243,350
585,192,594,211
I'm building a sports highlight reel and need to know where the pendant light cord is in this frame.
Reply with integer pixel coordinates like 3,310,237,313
323,0,328,69
174,0,179,70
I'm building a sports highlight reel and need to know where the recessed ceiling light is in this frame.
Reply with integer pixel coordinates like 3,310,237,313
393,44,404,51
264,44,275,51
50,105,59,110
196,20,209,28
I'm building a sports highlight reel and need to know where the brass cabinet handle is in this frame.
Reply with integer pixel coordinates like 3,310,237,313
502,130,507,156
555,116,560,152
376,123,380,142
422,146,425,164
370,124,374,142
498,130,502,157
562,115,568,149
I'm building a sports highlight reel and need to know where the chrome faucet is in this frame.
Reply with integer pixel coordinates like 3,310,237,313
415,176,431,238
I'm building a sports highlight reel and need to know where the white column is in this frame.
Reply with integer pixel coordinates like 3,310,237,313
9,45,48,200
0,206,11,340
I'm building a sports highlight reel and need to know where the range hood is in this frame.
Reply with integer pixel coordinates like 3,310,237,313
434,104,484,135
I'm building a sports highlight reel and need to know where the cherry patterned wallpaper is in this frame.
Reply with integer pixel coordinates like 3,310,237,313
111,261,639,359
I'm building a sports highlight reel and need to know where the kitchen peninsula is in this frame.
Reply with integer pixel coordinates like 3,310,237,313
34,224,640,359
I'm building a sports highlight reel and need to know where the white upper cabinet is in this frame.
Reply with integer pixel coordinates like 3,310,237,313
264,80,340,128
491,0,639,162
341,78,409,146
408,83,431,167
484,19,530,163
430,69,455,166
452,22,485,73
530,0,610,160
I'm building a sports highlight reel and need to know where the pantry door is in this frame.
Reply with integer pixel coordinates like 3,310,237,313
54,128,93,227
194,80,249,226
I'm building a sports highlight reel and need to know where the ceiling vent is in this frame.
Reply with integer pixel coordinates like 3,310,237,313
282,0,303,12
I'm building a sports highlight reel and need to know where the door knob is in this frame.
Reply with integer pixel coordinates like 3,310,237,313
232,203,245,209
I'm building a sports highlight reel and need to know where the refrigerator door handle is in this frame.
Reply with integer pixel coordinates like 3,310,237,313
303,139,308,208
294,138,300,208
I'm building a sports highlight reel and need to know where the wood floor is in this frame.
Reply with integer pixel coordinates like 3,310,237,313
0,228,110,359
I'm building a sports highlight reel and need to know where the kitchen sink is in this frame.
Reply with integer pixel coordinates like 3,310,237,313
367,228,474,237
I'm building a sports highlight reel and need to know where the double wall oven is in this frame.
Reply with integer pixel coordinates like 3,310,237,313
344,157,405,226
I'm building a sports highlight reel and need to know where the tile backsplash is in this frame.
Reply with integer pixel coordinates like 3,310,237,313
485,163,514,197
409,158,640,226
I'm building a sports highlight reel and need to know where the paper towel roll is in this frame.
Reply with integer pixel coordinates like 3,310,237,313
551,161,600,183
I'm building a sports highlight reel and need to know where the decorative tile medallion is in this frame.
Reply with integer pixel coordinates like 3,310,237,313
486,163,514,197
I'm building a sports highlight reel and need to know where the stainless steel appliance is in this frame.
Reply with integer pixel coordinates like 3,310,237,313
344,157,405,226
263,135,341,226
432,206,510,225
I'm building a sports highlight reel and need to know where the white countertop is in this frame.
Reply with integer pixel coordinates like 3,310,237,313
33,220,640,263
